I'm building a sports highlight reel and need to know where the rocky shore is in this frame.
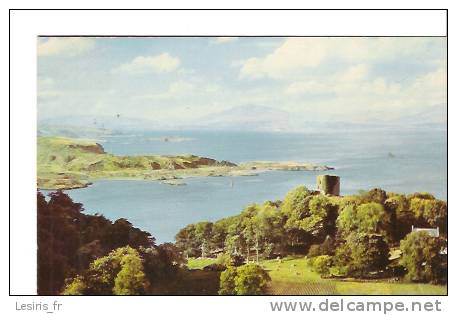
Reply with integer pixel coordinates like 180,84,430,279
37,136,334,190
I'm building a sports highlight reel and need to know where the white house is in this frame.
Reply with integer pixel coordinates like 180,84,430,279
411,225,439,237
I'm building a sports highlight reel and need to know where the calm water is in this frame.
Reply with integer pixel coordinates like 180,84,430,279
54,128,447,243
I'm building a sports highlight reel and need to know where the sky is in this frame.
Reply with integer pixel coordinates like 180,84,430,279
37,37,447,128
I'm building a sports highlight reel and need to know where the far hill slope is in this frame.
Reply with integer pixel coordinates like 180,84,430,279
37,137,332,189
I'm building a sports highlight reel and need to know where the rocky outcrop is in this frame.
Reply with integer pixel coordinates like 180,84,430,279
69,143,105,154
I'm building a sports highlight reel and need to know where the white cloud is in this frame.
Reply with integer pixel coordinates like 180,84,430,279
37,77,61,98
168,80,195,95
284,64,369,96
214,37,237,44
113,53,180,74
37,37,446,126
239,37,445,80
38,37,95,57
285,81,328,95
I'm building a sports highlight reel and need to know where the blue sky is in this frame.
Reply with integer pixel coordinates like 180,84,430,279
38,37,446,127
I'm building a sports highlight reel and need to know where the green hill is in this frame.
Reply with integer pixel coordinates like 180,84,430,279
37,136,237,189
37,136,332,190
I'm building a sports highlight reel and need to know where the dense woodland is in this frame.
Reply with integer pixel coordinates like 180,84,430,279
38,186,447,295
37,191,184,295
176,187,447,285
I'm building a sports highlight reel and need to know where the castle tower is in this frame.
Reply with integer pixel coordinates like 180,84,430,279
317,175,340,196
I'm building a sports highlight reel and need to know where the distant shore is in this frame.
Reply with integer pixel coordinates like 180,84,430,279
37,136,333,190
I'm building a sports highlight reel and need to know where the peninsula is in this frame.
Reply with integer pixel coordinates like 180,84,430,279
37,137,333,189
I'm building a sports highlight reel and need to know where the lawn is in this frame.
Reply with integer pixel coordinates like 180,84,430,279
187,258,216,270
187,256,447,295
261,256,447,295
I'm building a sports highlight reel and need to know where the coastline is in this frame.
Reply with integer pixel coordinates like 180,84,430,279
37,136,334,190
38,162,334,190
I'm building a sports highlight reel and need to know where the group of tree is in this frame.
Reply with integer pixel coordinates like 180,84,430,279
176,186,447,284
218,263,271,295
38,191,184,295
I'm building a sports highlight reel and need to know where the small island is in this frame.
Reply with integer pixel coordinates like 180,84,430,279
37,137,334,190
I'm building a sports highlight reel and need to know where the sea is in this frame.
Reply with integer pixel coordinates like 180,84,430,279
48,128,447,243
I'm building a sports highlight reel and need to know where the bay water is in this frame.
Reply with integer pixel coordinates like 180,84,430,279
54,128,447,243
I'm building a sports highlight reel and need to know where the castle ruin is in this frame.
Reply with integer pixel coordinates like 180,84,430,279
317,175,340,196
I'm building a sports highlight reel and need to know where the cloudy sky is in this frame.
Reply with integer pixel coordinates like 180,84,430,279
38,37,447,127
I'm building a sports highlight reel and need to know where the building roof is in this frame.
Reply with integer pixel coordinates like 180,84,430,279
412,226,439,237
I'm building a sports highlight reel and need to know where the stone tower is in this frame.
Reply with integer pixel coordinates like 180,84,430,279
317,175,340,196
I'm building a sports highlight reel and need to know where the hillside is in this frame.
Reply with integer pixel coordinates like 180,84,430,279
37,137,332,189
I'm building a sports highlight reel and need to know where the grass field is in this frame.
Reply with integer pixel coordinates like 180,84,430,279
188,256,447,295
187,258,216,270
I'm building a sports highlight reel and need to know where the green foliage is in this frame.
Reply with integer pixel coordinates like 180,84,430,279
219,264,271,295
408,192,436,200
333,233,389,278
218,266,238,295
409,198,447,234
307,236,335,259
176,201,284,261
281,187,338,250
337,202,392,240
177,185,447,284
37,136,235,190
281,186,313,218
63,246,148,295
216,253,240,267
175,222,214,258
62,276,85,295
385,194,412,240
301,195,338,240
37,191,172,295
261,256,446,295
37,190,151,294
113,248,148,295
312,255,333,276
307,244,322,258
234,264,271,295
358,188,388,204
400,232,447,284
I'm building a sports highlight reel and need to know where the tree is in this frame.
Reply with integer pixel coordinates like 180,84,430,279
113,248,147,295
38,191,85,294
300,195,338,242
282,187,337,251
349,233,389,277
281,186,313,219
359,188,388,204
62,276,86,295
234,264,271,295
409,198,447,235
400,231,447,284
337,202,392,241
105,218,154,249
175,224,198,258
218,266,238,295
63,246,148,295
194,222,213,258
312,255,333,276
332,232,389,278
218,264,271,295
37,191,156,295
385,193,412,241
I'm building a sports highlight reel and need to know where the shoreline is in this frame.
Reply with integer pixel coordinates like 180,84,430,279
37,164,334,190
37,136,334,190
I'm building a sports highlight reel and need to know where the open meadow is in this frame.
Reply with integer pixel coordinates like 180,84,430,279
188,257,447,295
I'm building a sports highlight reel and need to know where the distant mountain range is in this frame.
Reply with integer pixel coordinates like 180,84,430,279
183,105,292,132
392,103,446,126
38,103,447,137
